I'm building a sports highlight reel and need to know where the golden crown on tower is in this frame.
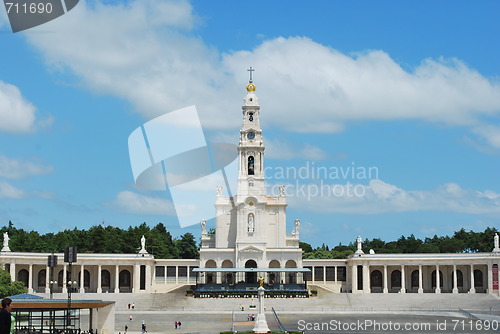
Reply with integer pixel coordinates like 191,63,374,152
246,82,256,92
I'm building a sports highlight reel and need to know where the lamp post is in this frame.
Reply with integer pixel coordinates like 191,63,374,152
47,254,58,299
64,246,77,332
47,254,58,334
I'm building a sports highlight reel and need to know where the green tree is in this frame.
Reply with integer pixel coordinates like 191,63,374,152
175,233,198,259
299,242,313,253
0,269,27,298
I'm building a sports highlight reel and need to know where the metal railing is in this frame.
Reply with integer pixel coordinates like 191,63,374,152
272,307,286,332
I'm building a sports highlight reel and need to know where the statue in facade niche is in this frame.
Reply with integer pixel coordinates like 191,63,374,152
248,214,255,233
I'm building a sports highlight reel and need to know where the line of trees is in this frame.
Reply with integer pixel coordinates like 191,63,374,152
301,227,499,259
0,221,198,259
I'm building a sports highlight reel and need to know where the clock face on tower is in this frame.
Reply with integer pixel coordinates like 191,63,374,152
247,131,255,140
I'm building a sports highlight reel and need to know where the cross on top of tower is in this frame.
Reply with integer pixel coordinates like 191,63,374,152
247,66,255,83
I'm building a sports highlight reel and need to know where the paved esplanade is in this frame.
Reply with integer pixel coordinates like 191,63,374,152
73,287,500,333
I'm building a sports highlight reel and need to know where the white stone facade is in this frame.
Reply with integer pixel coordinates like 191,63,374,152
198,79,303,283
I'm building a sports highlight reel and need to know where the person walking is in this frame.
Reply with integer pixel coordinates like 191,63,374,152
0,298,13,334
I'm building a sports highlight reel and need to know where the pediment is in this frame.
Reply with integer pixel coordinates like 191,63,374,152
239,245,263,253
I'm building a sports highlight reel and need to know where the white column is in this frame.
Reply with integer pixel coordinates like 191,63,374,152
80,265,85,293
487,261,493,294
133,264,140,293
333,266,337,282
435,265,441,294
312,266,315,283
452,264,458,293
400,265,405,293
351,265,357,292
469,264,475,293
323,266,326,283
176,266,179,284
418,265,423,293
145,264,152,292
9,263,16,281
45,265,50,293
115,265,120,293
28,264,33,293
363,264,370,293
97,265,102,293
383,265,388,293
187,266,190,283
62,264,67,293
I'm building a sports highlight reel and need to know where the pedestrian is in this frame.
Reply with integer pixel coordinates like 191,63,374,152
0,298,13,334
174,321,178,329
128,303,130,309
124,325,128,333
178,321,181,329
141,323,146,334
129,315,132,322
131,303,135,310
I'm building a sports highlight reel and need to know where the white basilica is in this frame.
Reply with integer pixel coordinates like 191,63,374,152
196,77,305,287
1,74,500,297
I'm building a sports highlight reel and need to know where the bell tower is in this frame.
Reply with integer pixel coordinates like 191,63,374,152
237,67,266,198
201,68,303,278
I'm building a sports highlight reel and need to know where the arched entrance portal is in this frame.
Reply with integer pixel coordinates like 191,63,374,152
370,270,382,292
245,260,257,283
119,270,131,292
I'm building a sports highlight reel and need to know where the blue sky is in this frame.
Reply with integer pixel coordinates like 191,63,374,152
0,0,499,247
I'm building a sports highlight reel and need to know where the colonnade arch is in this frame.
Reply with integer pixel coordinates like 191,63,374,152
354,264,490,294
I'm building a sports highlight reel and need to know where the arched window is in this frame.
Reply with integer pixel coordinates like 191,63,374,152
18,269,29,288
411,270,419,288
38,269,46,288
249,112,253,122
101,270,111,288
474,269,483,288
391,270,401,288
119,270,131,288
370,270,382,288
452,270,464,288
248,156,255,175
84,270,91,288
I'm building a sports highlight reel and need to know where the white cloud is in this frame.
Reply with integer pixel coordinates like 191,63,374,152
0,155,54,179
266,138,327,160
108,190,175,215
285,179,500,215
24,1,500,147
224,39,500,131
0,81,37,133
472,124,500,149
0,181,26,199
